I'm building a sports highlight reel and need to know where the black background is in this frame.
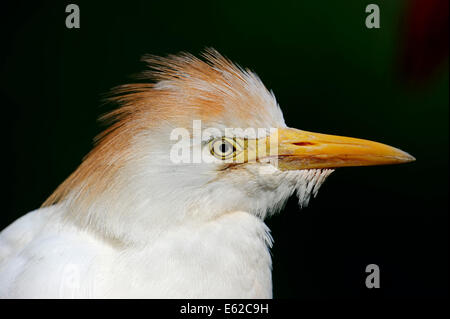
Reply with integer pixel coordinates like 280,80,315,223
0,0,448,299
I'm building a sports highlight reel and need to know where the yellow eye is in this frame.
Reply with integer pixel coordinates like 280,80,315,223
209,137,240,160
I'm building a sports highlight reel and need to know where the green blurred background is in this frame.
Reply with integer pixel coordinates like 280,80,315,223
1,0,448,298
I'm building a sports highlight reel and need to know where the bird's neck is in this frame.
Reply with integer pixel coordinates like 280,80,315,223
114,211,274,298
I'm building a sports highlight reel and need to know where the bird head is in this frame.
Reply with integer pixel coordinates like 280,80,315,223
44,49,414,243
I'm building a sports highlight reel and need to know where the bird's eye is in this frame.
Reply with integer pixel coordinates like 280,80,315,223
209,138,239,160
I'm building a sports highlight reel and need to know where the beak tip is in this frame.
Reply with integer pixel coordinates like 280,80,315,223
406,154,416,163
398,150,416,163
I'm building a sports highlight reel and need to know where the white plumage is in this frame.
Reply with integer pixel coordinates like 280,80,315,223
0,49,414,298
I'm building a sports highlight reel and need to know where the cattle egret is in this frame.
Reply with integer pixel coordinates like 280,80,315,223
0,49,415,298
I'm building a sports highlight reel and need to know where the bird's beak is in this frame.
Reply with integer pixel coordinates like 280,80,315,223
270,128,415,170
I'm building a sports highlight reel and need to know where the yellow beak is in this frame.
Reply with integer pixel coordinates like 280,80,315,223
271,128,415,170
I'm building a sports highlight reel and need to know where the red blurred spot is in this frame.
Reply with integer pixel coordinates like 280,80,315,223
399,0,449,86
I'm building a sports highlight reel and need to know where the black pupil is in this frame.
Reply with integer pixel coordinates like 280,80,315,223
220,142,229,153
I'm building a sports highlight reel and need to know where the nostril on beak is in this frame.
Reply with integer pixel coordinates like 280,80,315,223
292,142,315,146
